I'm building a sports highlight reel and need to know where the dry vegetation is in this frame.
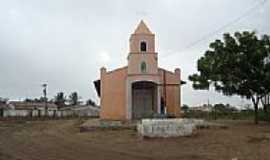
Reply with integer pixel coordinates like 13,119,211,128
0,119,270,160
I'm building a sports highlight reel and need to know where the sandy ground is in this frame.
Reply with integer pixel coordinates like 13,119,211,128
0,119,270,160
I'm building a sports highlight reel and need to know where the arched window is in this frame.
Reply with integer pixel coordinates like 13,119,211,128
141,61,146,73
140,41,147,52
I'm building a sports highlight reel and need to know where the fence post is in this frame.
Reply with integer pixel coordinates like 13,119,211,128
38,109,41,118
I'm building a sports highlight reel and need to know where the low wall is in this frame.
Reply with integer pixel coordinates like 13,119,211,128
2,110,74,118
137,118,204,138
0,105,100,119
1,109,99,118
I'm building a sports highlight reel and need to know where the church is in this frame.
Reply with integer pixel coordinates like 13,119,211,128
94,20,183,120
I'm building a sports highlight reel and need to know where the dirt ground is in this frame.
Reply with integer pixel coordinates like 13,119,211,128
0,119,270,160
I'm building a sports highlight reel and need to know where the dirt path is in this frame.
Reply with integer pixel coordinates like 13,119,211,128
0,119,270,160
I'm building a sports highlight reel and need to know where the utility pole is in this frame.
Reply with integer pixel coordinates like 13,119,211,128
42,84,48,117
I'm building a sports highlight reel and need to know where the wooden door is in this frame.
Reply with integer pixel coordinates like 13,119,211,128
132,89,153,119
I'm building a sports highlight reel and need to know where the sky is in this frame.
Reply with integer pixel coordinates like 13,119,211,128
0,0,269,107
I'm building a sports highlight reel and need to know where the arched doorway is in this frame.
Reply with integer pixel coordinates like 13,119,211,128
132,81,157,119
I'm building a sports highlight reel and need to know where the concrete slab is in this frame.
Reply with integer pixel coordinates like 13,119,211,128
137,118,205,138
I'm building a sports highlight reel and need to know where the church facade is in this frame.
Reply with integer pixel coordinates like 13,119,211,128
95,20,182,120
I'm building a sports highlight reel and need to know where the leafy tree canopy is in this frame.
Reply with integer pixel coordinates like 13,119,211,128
86,99,96,106
54,92,66,106
189,31,270,124
69,92,81,106
181,104,189,112
0,97,8,104
24,97,47,103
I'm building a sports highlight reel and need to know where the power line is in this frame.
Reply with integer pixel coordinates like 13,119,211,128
162,0,267,58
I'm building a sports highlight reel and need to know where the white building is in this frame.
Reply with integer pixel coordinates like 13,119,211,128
0,101,100,118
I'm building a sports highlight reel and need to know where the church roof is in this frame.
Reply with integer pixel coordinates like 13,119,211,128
134,20,153,34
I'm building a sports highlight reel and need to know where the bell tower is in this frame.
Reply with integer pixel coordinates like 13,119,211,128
127,20,158,75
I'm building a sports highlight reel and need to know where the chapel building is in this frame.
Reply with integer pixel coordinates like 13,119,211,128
95,20,182,120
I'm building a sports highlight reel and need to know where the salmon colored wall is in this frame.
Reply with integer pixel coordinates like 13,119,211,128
127,74,160,82
128,53,158,75
100,67,128,120
158,68,181,117
100,67,181,120
128,28,157,76
129,34,155,53
166,86,181,117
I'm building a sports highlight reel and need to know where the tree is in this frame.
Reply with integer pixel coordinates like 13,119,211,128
189,31,270,124
69,92,81,106
0,97,8,104
213,103,237,113
39,96,48,103
54,92,66,107
0,97,7,117
181,104,189,113
86,99,96,106
213,104,226,113
24,97,46,103
24,98,33,103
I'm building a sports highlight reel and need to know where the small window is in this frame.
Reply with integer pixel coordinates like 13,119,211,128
141,61,146,73
140,41,147,52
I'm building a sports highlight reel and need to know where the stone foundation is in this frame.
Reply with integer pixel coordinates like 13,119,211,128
137,118,204,138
